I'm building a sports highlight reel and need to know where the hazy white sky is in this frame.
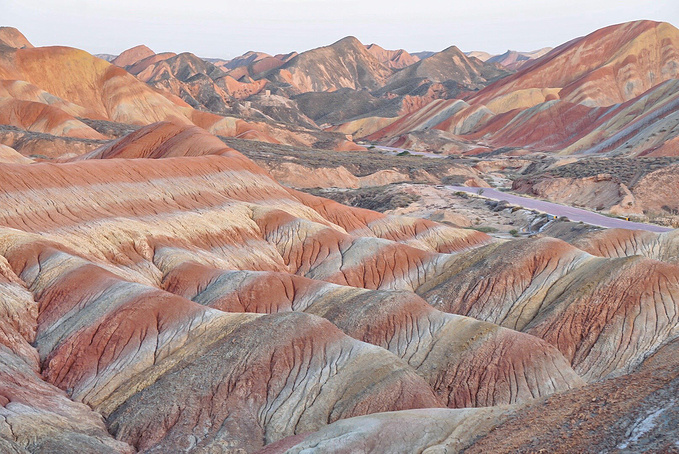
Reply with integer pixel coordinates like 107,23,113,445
4,0,679,58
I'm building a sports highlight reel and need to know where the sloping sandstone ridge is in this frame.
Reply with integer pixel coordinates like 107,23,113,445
0,24,677,454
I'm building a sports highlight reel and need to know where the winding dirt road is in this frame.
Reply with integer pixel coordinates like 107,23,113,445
447,186,672,233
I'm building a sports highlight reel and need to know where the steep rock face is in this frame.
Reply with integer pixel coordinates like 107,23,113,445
263,36,394,94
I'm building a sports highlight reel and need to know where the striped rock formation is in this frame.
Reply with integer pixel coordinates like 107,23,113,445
0,123,613,452
562,228,679,263
470,20,679,107
264,336,679,453
0,20,678,453
352,21,679,158
419,237,679,381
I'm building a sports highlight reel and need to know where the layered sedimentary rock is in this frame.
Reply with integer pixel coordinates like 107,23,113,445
0,39,357,150
0,27,33,49
266,336,679,453
0,229,440,452
512,173,639,215
419,237,679,381
110,45,155,68
0,98,104,139
355,21,679,157
471,20,679,107
563,228,679,263
261,406,516,454
0,344,135,453
383,45,510,94
163,265,582,408
73,121,237,160
0,45,193,124
1,20,678,453
0,122,610,451
486,47,552,70
0,144,32,164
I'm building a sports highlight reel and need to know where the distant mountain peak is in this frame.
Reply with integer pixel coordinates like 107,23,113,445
0,26,33,49
112,44,155,67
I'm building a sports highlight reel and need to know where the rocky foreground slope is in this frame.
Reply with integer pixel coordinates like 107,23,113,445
0,120,677,452
0,21,678,454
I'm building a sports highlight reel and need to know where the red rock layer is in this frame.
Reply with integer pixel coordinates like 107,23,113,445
162,263,583,408
420,237,679,381
266,337,679,453
471,20,679,107
0,97,104,139
73,121,237,160
0,229,442,452
565,228,679,263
